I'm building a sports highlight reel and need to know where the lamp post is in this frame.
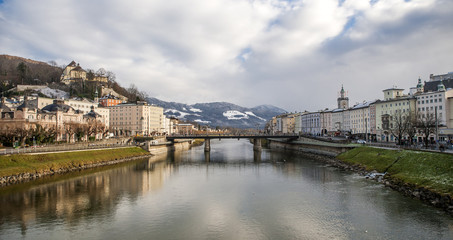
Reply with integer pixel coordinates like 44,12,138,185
435,106,438,149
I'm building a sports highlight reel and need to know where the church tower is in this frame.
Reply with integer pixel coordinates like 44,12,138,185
337,85,349,109
94,87,99,103
416,77,424,93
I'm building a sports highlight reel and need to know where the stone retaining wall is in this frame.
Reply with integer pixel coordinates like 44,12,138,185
268,139,353,157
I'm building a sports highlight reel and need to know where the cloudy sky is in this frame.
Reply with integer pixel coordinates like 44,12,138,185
1,0,452,111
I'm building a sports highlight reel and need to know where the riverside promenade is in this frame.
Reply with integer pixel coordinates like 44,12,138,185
0,137,133,155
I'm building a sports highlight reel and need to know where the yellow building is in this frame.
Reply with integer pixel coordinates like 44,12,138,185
61,61,108,85
109,101,164,136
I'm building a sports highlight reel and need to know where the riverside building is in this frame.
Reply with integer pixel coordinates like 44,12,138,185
109,101,164,136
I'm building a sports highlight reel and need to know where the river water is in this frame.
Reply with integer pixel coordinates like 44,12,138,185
0,139,452,240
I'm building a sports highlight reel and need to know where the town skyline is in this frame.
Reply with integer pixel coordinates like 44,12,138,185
1,0,452,111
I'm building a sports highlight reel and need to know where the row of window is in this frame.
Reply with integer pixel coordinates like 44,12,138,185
418,98,442,104
381,102,408,108
418,105,443,111
418,94,442,99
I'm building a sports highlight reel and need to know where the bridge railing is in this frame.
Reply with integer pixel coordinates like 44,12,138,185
167,133,299,138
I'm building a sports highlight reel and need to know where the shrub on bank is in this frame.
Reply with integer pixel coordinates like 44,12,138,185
338,147,453,195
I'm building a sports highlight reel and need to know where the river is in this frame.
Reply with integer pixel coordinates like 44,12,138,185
0,139,452,239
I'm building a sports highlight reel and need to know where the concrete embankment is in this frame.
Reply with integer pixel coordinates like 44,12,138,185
268,139,453,215
268,138,354,157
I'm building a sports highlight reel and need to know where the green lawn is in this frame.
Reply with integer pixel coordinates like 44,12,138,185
338,147,453,195
0,147,150,178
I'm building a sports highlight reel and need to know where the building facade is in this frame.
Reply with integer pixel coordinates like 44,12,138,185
109,102,164,136
375,88,416,142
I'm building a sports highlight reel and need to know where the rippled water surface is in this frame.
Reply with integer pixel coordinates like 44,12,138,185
0,139,452,240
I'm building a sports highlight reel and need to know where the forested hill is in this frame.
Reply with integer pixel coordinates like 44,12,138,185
0,54,63,84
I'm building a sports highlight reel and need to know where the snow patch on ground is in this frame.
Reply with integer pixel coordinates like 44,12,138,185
194,119,211,124
165,109,190,118
223,110,249,120
190,108,202,112
245,111,266,121
39,87,70,99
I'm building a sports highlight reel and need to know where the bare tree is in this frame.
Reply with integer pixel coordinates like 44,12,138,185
14,125,32,146
47,60,58,67
87,120,106,140
96,68,106,77
416,110,439,148
64,122,79,143
389,110,410,145
106,71,116,82
405,111,418,146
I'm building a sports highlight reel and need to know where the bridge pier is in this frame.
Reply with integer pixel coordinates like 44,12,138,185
254,151,261,162
204,139,211,152
204,151,210,162
253,138,262,152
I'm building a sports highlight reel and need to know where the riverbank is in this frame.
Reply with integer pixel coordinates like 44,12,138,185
337,146,453,214
0,147,151,186
267,138,453,215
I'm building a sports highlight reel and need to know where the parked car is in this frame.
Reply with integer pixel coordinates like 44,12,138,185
357,139,366,144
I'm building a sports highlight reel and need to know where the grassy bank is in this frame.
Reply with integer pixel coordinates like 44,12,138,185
0,147,150,178
337,147,453,196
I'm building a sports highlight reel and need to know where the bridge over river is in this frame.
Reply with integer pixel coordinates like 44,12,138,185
138,134,300,152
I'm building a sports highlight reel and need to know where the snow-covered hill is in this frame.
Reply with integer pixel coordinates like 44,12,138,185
146,97,286,129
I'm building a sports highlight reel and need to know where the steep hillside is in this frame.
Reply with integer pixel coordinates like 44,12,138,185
0,54,63,84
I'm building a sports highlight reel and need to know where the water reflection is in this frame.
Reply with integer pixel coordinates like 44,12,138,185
0,156,173,237
0,140,452,240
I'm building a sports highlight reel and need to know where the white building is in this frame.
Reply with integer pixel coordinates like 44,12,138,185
301,111,321,135
320,110,332,135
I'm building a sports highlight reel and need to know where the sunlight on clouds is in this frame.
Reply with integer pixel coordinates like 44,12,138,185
346,0,436,40
0,0,451,110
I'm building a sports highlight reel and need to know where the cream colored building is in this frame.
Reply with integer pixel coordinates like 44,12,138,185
375,88,416,142
320,110,332,135
349,101,374,139
109,101,164,136
32,97,109,128
66,98,109,128
331,109,344,133
282,113,297,134
1,98,108,143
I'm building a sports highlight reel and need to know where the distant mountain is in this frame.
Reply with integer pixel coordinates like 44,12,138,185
146,97,287,129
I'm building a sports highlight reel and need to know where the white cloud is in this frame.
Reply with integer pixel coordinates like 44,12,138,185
0,0,451,111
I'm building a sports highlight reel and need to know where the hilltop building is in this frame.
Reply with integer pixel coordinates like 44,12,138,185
60,61,108,85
